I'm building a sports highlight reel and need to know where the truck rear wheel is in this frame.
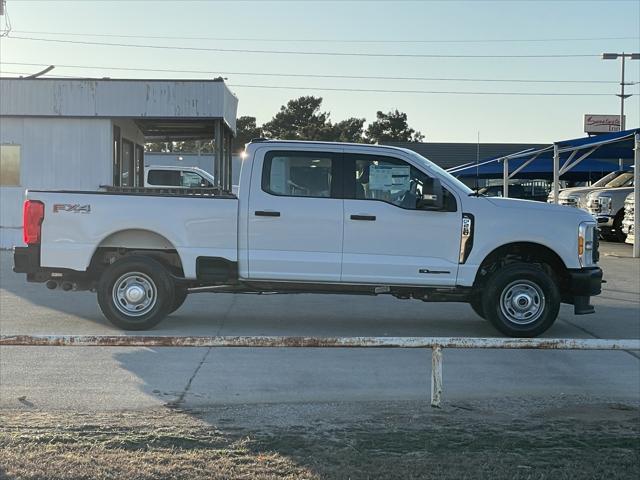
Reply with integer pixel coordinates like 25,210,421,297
97,255,175,330
481,263,560,338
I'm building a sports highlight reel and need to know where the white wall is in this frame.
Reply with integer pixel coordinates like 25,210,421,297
0,117,112,248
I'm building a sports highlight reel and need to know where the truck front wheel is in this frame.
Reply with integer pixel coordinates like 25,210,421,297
169,288,188,314
481,263,560,338
97,255,175,330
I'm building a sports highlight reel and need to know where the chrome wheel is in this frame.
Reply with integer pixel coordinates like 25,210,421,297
499,280,545,325
112,272,157,317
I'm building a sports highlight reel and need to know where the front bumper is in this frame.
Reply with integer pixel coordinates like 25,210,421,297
593,214,614,227
565,267,603,315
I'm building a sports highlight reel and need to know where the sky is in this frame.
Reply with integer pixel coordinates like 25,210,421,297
0,0,639,143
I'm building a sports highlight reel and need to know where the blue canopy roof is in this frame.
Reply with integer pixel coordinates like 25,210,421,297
449,157,628,180
448,128,639,180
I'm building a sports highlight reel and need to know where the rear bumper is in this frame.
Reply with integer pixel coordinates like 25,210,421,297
565,267,603,315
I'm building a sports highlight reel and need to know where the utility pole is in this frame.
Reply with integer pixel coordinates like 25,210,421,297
602,52,640,132
602,53,639,169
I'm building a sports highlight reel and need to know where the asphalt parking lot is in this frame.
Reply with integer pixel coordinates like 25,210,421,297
1,242,638,411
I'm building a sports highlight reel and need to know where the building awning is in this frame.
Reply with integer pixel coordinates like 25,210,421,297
0,78,239,134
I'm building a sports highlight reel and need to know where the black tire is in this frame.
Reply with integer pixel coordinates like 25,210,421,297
611,211,627,243
481,263,560,338
469,295,485,319
97,255,175,330
169,288,188,314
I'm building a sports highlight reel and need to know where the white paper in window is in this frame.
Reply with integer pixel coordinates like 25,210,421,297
369,165,410,192
270,157,288,194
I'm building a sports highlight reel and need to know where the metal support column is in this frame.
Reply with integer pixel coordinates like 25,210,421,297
553,144,560,204
502,158,509,197
214,120,224,190
633,133,639,258
431,346,442,408
220,126,229,192
226,131,233,191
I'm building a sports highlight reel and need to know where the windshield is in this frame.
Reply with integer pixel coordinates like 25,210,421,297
591,171,624,188
406,150,473,195
605,172,633,188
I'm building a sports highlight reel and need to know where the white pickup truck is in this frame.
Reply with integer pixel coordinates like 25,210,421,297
14,140,603,337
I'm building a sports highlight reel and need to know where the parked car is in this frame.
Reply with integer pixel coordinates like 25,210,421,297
547,170,632,208
622,192,635,245
144,165,215,188
477,183,549,202
14,140,602,338
584,176,634,242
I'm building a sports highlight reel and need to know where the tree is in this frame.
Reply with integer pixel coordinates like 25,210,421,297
328,117,367,143
262,96,329,140
365,109,424,144
232,116,263,153
144,140,213,153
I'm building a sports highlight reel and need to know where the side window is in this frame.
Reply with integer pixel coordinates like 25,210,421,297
262,151,335,198
181,171,208,188
349,154,456,211
147,169,181,186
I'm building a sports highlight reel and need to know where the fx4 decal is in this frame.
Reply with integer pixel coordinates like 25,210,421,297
53,204,91,214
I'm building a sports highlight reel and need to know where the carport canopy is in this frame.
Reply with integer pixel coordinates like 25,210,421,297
450,128,639,258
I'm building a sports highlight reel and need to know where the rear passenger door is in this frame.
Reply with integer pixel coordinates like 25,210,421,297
247,149,344,282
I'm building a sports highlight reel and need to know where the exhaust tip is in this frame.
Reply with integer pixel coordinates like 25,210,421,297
46,280,58,290
61,282,73,291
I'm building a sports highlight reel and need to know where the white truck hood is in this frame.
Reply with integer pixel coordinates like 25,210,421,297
486,196,594,221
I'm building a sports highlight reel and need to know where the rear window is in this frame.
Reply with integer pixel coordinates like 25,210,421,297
262,151,335,198
147,169,181,186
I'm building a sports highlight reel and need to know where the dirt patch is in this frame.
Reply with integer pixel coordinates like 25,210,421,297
1,400,638,480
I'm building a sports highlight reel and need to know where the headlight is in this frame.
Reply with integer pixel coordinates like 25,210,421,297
567,195,579,206
598,196,612,215
578,222,597,267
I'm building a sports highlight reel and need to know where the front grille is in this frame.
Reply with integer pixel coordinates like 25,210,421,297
559,198,578,207
592,230,600,263
587,199,600,214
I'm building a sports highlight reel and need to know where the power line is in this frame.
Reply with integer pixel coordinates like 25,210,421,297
10,29,640,44
0,71,618,96
225,84,617,96
2,61,631,84
5,35,600,59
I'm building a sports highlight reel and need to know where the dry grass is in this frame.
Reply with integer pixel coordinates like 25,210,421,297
1,402,639,480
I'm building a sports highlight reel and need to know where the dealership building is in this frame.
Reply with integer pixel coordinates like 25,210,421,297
0,77,238,247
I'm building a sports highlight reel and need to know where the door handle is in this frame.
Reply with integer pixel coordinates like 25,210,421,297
255,210,280,217
350,214,376,221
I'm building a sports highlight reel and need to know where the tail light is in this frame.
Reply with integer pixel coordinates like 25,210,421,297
23,200,45,245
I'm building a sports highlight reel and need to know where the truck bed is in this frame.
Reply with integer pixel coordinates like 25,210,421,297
27,189,239,279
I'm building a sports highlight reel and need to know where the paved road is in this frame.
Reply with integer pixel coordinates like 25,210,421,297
1,244,638,410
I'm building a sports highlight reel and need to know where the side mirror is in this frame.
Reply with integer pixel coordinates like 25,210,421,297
418,178,444,210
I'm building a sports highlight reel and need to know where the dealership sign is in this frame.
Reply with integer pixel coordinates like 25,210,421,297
584,114,624,134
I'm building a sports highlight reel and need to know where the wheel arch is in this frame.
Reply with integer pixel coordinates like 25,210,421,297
88,229,185,277
473,241,568,289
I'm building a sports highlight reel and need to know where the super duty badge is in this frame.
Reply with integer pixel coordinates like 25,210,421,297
53,204,91,214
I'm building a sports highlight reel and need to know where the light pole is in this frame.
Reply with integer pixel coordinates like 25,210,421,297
602,52,640,132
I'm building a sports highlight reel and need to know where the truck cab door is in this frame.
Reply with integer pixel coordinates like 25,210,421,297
341,153,462,286
246,149,344,282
